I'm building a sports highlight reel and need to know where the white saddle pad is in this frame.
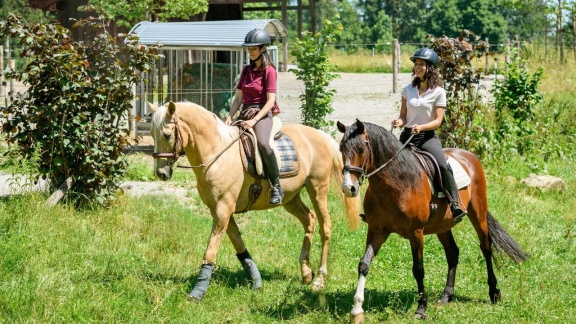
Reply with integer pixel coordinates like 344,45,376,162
431,156,471,198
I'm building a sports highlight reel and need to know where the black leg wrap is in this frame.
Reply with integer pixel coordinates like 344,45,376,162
237,250,262,289
236,250,251,261
358,261,370,277
187,263,214,302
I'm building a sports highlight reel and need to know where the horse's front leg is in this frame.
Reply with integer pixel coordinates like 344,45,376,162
227,216,262,290
410,229,427,319
350,229,389,324
187,207,232,302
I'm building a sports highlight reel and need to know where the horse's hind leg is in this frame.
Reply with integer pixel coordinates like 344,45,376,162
436,230,460,304
306,180,333,291
282,193,318,286
227,216,262,290
469,210,501,303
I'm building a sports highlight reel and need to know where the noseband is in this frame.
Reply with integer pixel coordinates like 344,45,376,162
152,113,185,161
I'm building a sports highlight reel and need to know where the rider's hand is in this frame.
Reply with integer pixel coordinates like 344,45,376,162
242,118,258,129
225,115,232,126
392,119,403,128
411,124,422,134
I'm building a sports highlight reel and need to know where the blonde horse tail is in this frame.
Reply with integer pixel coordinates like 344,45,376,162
325,133,361,230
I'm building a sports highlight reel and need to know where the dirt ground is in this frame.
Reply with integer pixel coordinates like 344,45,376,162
277,71,413,136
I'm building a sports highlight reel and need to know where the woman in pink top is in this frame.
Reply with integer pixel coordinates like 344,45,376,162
226,29,283,205
392,48,467,222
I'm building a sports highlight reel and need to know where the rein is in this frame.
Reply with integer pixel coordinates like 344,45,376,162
152,115,247,169
343,129,414,185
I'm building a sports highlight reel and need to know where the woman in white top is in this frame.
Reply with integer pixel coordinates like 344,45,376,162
392,48,467,222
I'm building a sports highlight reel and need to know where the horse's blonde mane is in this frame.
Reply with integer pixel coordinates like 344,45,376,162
151,102,236,146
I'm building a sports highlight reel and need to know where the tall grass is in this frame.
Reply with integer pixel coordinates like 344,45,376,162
1,153,575,322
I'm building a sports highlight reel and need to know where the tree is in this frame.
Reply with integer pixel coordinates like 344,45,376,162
501,0,549,41
0,0,46,23
428,0,463,39
88,0,209,27
0,8,158,206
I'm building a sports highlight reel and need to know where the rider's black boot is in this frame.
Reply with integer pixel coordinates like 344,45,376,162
263,153,284,205
442,166,467,223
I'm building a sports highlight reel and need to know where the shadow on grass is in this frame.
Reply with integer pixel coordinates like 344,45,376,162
139,264,484,321
248,285,481,322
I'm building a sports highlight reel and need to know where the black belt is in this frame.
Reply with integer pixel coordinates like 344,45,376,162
242,103,265,109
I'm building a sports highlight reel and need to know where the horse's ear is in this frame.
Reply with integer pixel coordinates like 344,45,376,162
147,101,158,113
167,101,176,115
336,121,347,133
355,119,365,134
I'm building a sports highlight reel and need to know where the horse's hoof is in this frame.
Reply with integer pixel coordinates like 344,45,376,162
311,276,325,291
490,289,501,304
301,270,315,285
438,294,453,305
187,293,202,303
350,313,364,324
414,311,428,320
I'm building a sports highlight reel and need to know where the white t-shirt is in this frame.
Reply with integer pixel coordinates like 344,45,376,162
401,85,446,127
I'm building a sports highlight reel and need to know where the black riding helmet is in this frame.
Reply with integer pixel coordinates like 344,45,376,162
242,29,271,47
410,48,439,67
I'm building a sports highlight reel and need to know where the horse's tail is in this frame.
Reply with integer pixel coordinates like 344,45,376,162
487,211,529,264
325,133,360,230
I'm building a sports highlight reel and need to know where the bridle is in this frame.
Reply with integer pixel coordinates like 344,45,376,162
152,113,185,162
342,131,414,186
152,114,248,169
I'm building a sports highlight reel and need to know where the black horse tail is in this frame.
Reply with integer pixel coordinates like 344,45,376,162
487,211,529,264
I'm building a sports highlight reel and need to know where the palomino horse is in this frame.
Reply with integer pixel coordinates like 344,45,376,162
337,120,528,323
148,101,359,301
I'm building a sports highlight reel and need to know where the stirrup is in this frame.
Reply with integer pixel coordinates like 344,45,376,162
269,187,284,205
451,203,467,223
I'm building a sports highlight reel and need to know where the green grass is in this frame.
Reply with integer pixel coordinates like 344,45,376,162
0,155,575,323
2,46,575,322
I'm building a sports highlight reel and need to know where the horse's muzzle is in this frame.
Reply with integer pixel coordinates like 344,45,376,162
155,164,173,181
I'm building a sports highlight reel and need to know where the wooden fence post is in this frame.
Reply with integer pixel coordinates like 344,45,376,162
9,60,15,94
0,45,3,99
485,38,489,75
505,38,511,64
392,39,398,94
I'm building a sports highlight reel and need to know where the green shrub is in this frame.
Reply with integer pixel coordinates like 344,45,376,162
290,18,341,131
0,8,158,206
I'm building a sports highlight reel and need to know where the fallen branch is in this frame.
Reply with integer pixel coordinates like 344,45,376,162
46,176,74,206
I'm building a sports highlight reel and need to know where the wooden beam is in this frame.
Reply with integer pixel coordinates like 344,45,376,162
243,6,303,11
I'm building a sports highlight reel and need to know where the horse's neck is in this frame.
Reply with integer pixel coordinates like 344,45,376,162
180,111,233,166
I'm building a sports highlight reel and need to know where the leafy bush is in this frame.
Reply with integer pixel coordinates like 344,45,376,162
429,30,489,149
490,53,543,155
290,18,341,131
0,8,157,206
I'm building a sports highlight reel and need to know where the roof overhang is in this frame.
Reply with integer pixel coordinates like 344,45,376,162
129,19,288,49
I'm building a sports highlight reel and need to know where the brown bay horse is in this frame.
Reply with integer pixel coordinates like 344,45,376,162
148,101,359,301
337,120,528,323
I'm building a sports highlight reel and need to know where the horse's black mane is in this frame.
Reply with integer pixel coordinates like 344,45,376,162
340,122,422,188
